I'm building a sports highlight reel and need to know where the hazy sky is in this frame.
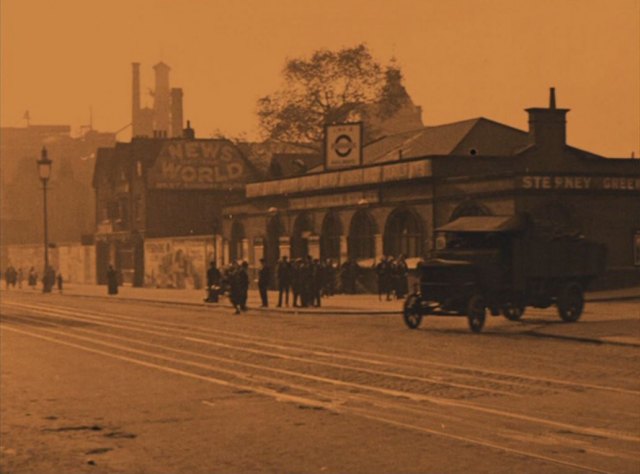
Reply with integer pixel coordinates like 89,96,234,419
2,0,638,157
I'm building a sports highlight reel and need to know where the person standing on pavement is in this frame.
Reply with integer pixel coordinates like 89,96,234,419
258,258,270,307
56,273,63,293
239,261,250,311
227,262,242,314
28,267,37,289
395,254,409,299
375,256,389,301
107,265,119,295
276,256,291,307
311,259,323,307
205,260,221,303
292,259,302,307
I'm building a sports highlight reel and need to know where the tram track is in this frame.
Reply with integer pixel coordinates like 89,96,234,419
4,299,639,397
2,299,639,473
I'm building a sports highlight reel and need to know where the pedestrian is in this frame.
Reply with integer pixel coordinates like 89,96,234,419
227,262,242,314
205,260,221,303
324,259,336,297
300,256,314,307
276,256,291,307
395,255,409,299
258,258,270,307
28,267,37,289
107,265,119,295
292,259,302,307
56,273,63,293
375,256,390,301
239,261,250,311
312,259,323,307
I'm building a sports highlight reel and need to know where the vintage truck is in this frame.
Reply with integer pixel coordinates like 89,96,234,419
403,213,607,332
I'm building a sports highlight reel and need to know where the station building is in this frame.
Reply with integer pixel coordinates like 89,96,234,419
221,89,640,289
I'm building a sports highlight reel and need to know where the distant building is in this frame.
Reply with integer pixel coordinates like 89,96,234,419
0,124,115,264
131,62,184,139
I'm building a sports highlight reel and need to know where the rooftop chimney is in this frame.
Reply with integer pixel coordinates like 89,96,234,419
131,63,141,137
183,120,195,140
171,88,184,138
153,62,171,137
525,87,569,150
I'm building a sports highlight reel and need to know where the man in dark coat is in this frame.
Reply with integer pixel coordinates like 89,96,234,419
312,259,323,307
238,261,250,311
375,257,390,301
291,259,302,307
395,255,409,299
205,261,221,303
276,256,291,307
258,258,270,307
107,265,118,295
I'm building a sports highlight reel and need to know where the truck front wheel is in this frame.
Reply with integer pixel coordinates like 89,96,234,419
557,282,584,323
403,294,423,329
467,294,486,333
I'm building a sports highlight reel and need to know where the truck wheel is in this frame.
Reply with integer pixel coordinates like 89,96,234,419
557,282,584,322
467,294,486,333
403,294,423,329
502,301,525,321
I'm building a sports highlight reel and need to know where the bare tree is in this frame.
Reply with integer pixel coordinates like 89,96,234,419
257,44,410,146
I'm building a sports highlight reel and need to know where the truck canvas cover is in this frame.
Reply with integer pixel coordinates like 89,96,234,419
437,215,525,233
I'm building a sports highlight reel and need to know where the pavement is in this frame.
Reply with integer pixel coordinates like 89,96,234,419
2,283,639,347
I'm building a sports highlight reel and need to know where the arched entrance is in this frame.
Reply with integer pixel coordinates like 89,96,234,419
321,212,342,261
348,210,377,260
384,208,423,258
265,215,284,269
230,220,245,262
291,212,313,259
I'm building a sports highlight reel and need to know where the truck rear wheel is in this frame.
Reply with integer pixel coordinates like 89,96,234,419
557,282,584,322
403,294,423,329
467,294,486,333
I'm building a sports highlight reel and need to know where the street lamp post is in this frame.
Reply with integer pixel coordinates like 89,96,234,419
37,147,52,293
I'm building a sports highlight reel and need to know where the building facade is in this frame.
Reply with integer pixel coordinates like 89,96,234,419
220,90,640,290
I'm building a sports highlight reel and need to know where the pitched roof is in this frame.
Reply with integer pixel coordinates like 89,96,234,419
364,117,530,164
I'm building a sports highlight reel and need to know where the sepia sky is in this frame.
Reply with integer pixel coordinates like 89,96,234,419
1,0,638,157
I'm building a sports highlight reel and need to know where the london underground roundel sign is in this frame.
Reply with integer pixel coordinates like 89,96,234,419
325,123,363,170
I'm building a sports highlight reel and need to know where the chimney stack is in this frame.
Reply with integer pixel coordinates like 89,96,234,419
153,62,171,137
525,87,569,150
183,120,195,139
171,88,184,138
132,63,141,137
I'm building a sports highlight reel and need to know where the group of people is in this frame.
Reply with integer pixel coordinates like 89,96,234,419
202,254,412,314
375,255,409,301
273,256,338,308
2,265,62,293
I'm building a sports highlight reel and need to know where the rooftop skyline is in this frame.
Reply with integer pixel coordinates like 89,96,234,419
1,0,638,157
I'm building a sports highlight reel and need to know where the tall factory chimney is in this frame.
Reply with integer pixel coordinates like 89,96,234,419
170,88,184,138
131,62,141,137
152,62,171,136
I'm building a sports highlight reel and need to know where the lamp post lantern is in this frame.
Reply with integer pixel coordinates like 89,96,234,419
37,146,52,292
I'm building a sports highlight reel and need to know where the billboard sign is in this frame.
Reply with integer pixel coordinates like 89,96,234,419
148,140,247,189
325,123,363,170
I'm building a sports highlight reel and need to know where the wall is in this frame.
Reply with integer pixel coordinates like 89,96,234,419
4,243,95,284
